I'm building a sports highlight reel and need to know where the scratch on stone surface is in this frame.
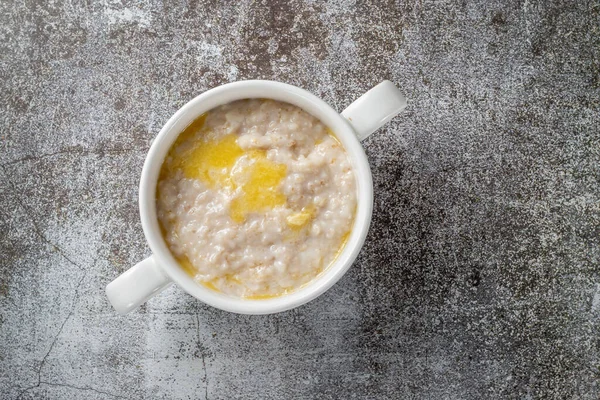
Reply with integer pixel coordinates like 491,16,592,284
522,0,532,46
17,269,89,399
425,347,430,400
48,103,59,133
1,146,139,167
1,166,85,271
591,284,600,313
38,381,127,399
196,312,209,400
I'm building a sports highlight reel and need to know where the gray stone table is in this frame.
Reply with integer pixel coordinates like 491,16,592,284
1,0,599,399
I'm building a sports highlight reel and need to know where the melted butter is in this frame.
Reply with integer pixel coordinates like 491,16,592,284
201,275,242,293
178,134,244,188
315,129,341,146
230,152,287,223
161,113,288,223
334,231,351,259
327,128,342,145
244,285,293,300
175,114,207,147
201,280,219,292
286,205,315,230
244,292,286,300
177,256,198,277
160,114,207,181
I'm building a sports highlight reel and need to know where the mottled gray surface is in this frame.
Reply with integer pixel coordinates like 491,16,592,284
1,0,599,399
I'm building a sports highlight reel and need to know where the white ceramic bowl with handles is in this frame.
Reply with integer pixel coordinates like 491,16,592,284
106,80,407,315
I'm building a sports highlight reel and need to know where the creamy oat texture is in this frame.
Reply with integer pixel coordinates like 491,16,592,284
157,99,356,298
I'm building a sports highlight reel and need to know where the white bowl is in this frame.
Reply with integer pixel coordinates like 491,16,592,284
106,80,407,315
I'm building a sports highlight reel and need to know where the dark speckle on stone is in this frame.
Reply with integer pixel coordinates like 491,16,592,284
1,0,600,399
490,11,506,27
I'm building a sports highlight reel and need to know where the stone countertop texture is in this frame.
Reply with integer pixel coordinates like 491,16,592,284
1,0,599,399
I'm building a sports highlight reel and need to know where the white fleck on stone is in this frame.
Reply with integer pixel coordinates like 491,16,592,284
591,283,600,313
104,7,151,28
227,65,239,81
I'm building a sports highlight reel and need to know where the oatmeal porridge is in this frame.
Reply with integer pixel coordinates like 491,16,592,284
156,99,357,298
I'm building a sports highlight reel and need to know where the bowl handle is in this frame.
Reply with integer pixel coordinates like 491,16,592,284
106,256,172,314
341,80,407,141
